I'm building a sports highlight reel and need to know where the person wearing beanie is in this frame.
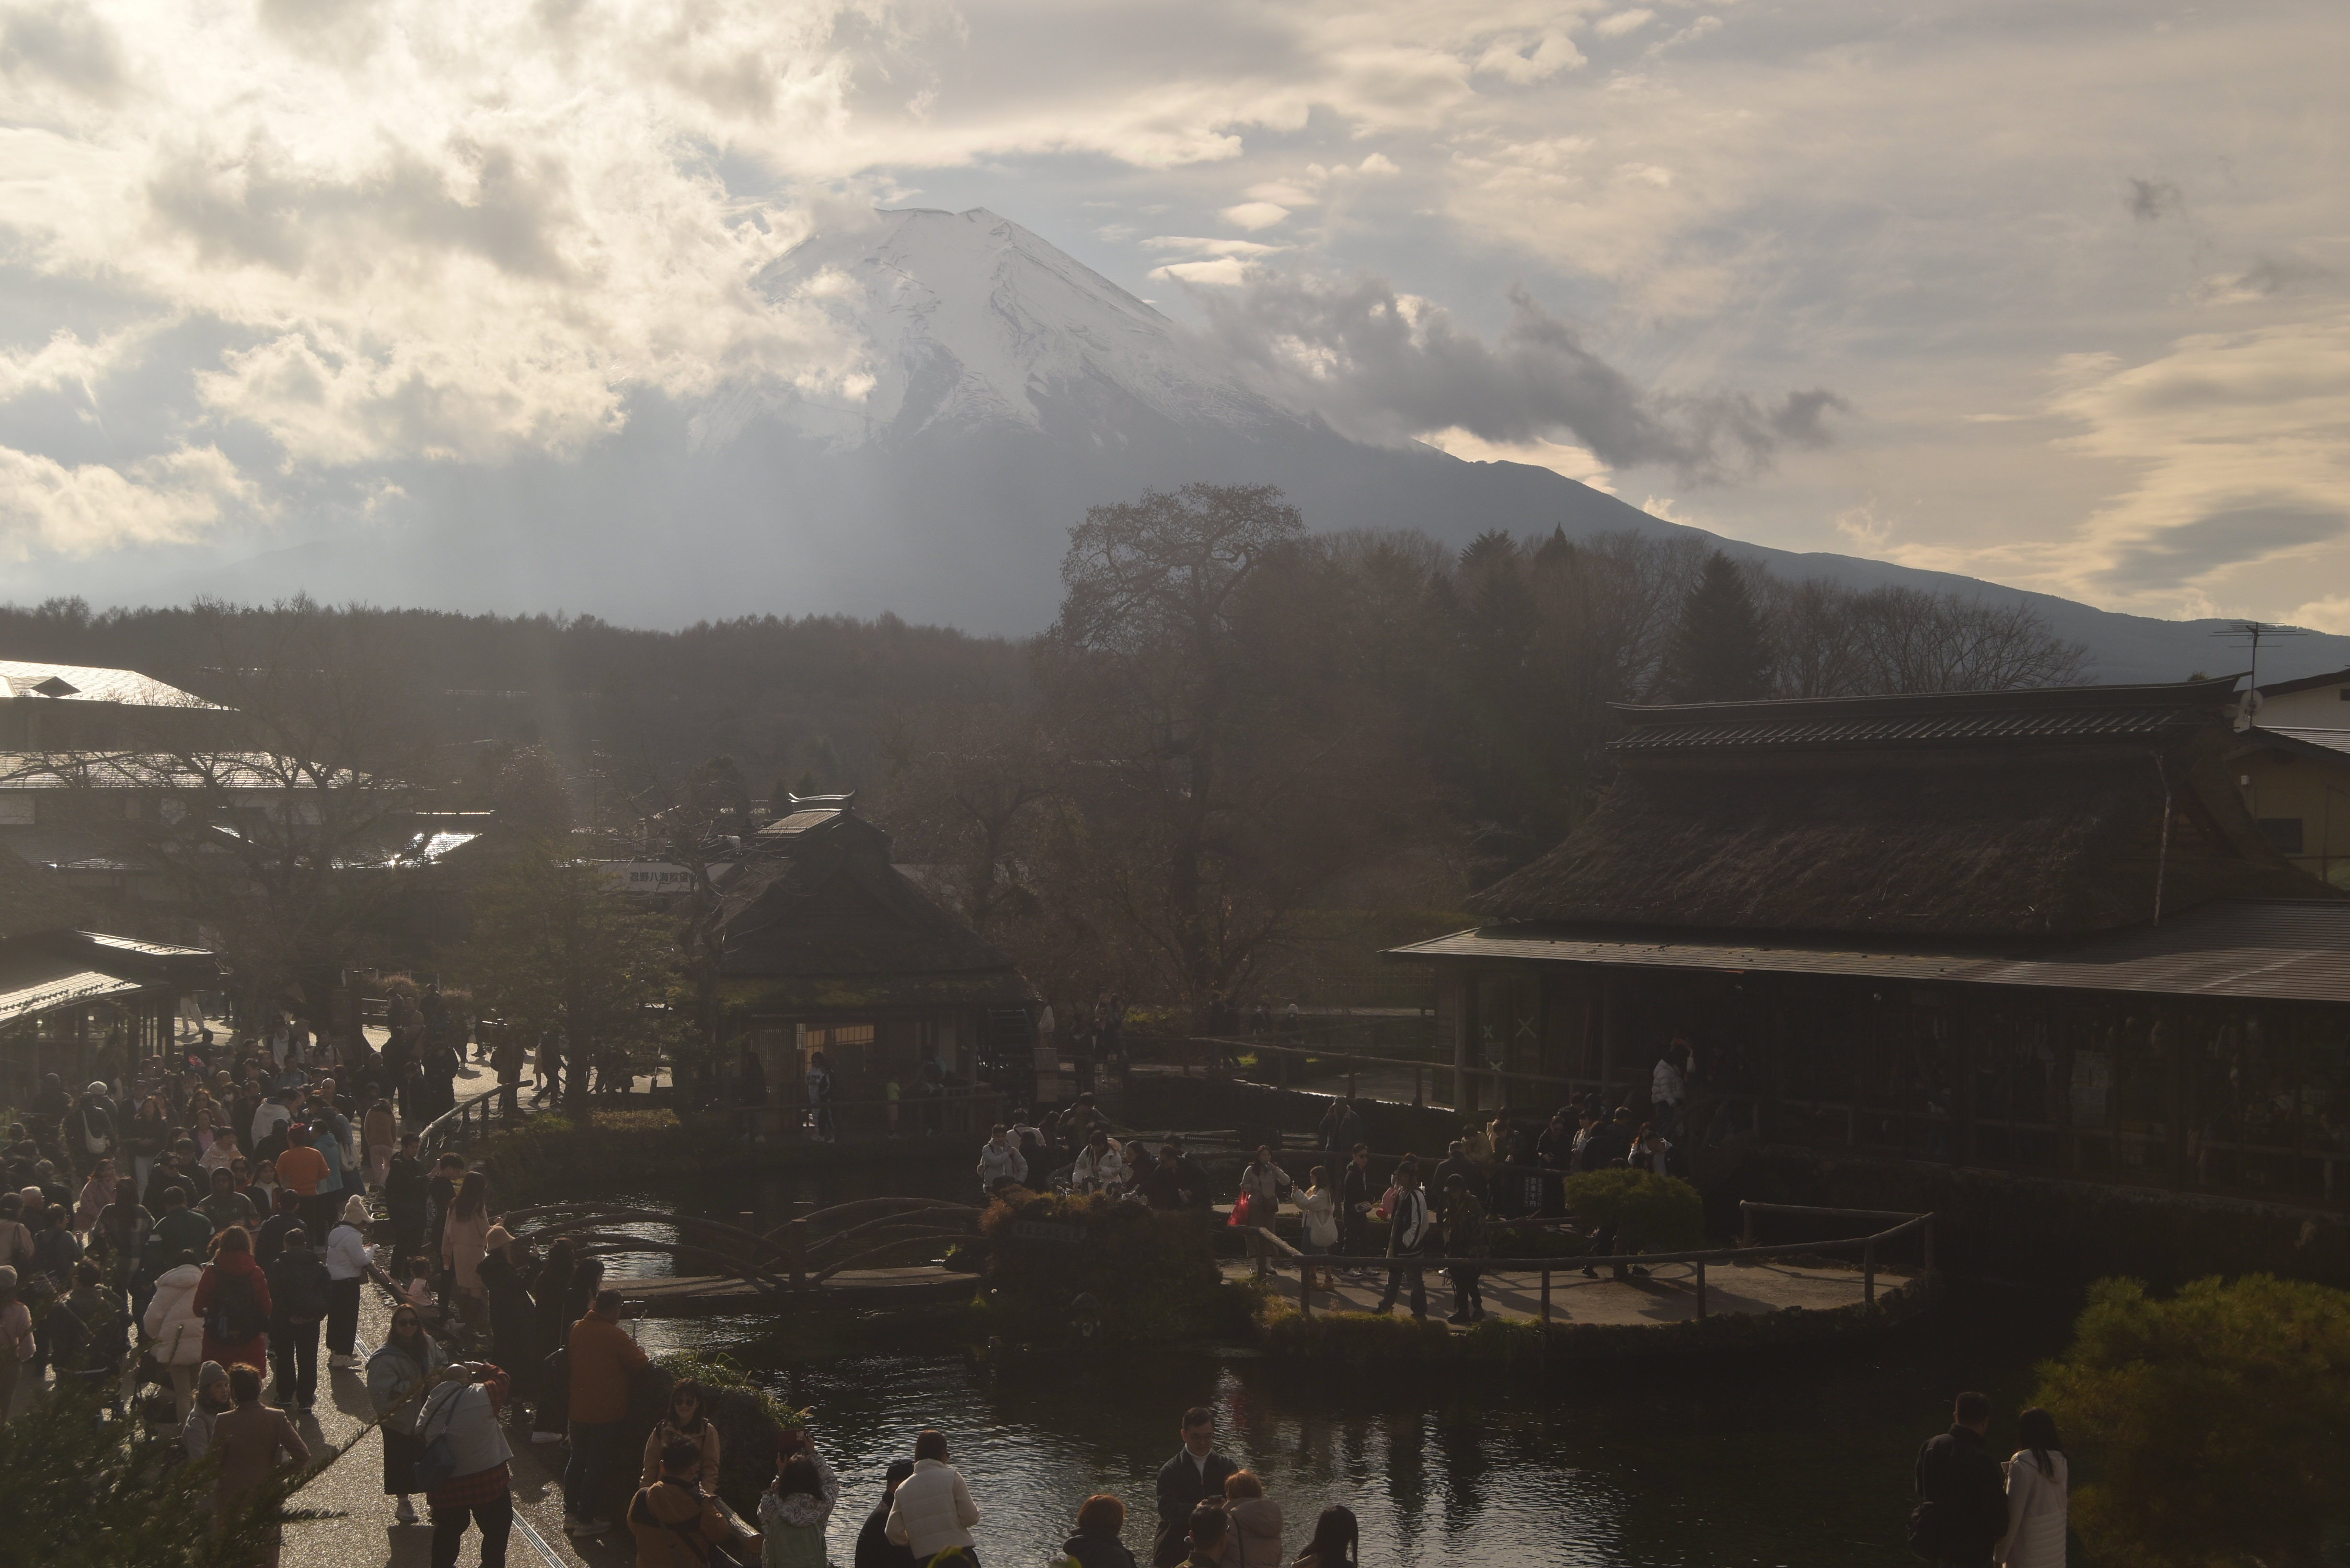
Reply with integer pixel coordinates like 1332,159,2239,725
324,1194,373,1368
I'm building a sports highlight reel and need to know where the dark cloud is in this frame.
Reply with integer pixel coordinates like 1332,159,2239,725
1186,271,1846,482
2125,177,2183,222
2228,253,2332,296
2094,504,2348,592
0,0,128,103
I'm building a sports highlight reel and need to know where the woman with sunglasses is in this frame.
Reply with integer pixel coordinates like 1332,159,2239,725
367,1300,450,1526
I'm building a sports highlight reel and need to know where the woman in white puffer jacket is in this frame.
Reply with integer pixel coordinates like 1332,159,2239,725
143,1259,207,1420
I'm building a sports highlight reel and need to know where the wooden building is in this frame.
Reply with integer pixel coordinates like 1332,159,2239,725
1391,678,2350,1209
712,795,1037,1136
0,851,222,1102
2232,667,2350,889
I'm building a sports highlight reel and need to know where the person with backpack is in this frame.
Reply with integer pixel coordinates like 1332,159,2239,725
47,1259,130,1406
415,1361,516,1568
1913,1391,2013,1568
193,1225,272,1374
630,1434,759,1566
368,1301,450,1527
266,1227,330,1410
143,1248,209,1420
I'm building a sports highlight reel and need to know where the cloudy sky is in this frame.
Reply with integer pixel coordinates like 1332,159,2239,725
1,0,2344,627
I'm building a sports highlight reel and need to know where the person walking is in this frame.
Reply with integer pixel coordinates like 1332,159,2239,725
565,1287,649,1537
1235,1148,1293,1273
416,1362,516,1568
362,1100,399,1192
1289,1507,1358,1568
1223,1472,1282,1568
629,1435,758,1566
1914,1391,2014,1568
1061,1495,1139,1568
194,1225,272,1374
1339,1146,1377,1278
208,1362,310,1568
1153,1407,1237,1567
92,1175,153,1313
528,1239,577,1444
1374,1161,1430,1321
143,1250,209,1420
884,1429,980,1565
1441,1173,1488,1324
324,1195,372,1368
1998,1408,2069,1568
759,1447,840,1567
264,1226,330,1410
368,1301,450,1526
854,1459,920,1568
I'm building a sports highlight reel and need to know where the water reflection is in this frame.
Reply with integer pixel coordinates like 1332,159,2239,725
623,1283,2073,1567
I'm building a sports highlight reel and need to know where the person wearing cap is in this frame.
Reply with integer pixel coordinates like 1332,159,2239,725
854,1458,919,1568
179,1359,233,1466
324,1194,373,1368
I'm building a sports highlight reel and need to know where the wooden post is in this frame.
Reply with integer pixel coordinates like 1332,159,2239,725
1696,1260,1707,1323
1738,1202,1754,1248
1863,1241,1876,1306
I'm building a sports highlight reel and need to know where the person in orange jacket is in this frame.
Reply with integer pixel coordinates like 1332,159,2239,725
562,1288,648,1537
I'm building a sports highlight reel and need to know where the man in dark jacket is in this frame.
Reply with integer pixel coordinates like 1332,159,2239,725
384,1133,429,1259
1339,1145,1377,1270
1431,1141,1479,1221
266,1227,331,1410
854,1458,919,1568
1152,1406,1237,1567
143,1138,203,1215
1914,1391,2010,1568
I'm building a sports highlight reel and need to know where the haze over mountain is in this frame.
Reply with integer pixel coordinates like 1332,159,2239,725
64,208,2334,687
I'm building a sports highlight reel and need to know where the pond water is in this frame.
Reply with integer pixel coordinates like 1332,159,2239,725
565,1161,2079,1566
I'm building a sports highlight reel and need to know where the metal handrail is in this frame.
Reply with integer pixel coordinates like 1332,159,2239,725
416,1080,507,1158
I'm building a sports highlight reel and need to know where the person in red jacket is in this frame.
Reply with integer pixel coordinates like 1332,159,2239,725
193,1225,273,1371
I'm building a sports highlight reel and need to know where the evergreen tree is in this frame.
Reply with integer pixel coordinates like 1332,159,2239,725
1662,550,1775,702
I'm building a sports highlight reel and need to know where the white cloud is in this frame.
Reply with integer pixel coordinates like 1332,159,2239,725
1222,201,1293,230
0,443,252,557
1474,32,1585,83
1148,257,1254,286
1594,9,1654,39
1419,425,1616,489
1146,235,1288,258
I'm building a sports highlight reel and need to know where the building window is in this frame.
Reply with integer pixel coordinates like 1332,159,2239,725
2257,817,2305,854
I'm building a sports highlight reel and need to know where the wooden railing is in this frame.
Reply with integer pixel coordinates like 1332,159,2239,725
1248,1200,1936,1323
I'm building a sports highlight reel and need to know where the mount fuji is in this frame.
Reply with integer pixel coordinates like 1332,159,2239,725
118,207,2350,682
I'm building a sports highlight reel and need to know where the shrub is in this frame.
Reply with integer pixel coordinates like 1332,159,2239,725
1560,1169,1706,1252
977,1189,1225,1343
2035,1274,2350,1568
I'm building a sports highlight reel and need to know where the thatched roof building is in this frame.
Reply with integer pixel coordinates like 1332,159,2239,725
710,794,1034,1133
1472,678,2326,938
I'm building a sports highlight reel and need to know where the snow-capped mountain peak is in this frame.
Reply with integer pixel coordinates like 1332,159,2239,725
746,207,1289,448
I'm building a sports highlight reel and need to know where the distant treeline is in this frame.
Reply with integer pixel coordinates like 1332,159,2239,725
1,499,2087,1008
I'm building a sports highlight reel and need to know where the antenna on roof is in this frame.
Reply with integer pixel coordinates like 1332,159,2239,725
2210,621,2307,730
